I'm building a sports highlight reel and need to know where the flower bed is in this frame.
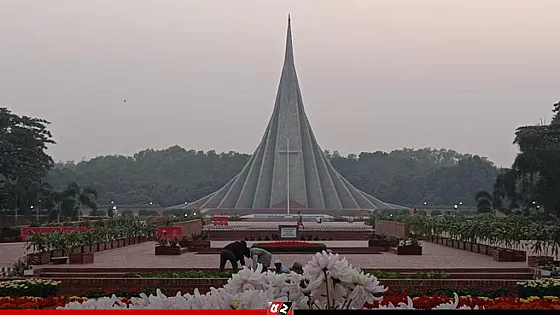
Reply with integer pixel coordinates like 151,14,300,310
0,279,61,298
4,294,560,310
517,279,560,298
365,294,560,310
251,241,327,253
0,296,87,309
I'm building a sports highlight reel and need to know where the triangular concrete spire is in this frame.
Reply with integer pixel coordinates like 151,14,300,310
181,19,405,210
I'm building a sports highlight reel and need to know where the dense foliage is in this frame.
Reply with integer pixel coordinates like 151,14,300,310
493,101,560,216
403,214,560,256
44,147,498,208
0,108,56,216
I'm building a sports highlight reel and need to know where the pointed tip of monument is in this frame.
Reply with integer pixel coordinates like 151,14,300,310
288,14,291,23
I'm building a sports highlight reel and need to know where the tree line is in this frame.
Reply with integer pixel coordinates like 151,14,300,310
43,148,498,209
2,101,559,220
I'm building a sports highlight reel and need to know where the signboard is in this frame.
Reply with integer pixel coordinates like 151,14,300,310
280,226,298,239
213,216,229,226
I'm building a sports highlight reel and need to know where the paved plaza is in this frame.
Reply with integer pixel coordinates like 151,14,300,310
1,240,528,269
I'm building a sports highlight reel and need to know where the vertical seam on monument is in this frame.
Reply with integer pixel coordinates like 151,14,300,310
200,173,239,208
253,83,282,208
234,121,270,208
299,97,325,209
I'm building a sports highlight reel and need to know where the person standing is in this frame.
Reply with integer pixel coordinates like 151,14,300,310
250,247,272,272
297,211,304,227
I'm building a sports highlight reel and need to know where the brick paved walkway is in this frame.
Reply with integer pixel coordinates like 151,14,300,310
2,240,528,269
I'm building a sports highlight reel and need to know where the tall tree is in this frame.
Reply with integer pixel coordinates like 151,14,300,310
58,182,98,220
0,107,55,215
495,101,560,216
475,190,493,213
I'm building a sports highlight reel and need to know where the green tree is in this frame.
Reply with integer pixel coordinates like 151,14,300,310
58,182,98,219
0,108,55,216
475,190,493,213
494,102,560,217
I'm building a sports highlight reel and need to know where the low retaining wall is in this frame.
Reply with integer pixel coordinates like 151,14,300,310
52,278,520,296
208,230,369,241
426,235,527,262
173,220,203,237
374,220,409,238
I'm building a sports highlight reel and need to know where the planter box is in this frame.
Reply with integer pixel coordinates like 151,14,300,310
70,252,94,264
112,240,119,249
119,239,126,247
388,240,399,247
452,240,459,249
493,248,526,262
397,245,422,255
179,239,191,248
188,240,211,252
368,239,389,250
155,245,181,255
528,256,554,268
458,240,465,250
27,251,51,265
471,243,479,253
51,257,68,265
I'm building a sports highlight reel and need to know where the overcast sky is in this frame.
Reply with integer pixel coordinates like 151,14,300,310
1,0,559,167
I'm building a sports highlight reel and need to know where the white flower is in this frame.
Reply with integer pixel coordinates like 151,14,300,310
57,295,126,309
224,264,268,293
431,293,459,309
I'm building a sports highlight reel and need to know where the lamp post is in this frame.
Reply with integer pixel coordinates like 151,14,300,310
112,205,117,217
31,205,37,223
454,204,458,217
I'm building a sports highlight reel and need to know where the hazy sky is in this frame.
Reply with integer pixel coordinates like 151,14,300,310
1,1,559,167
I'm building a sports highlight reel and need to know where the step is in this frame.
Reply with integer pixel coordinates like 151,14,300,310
40,272,128,278
39,271,533,280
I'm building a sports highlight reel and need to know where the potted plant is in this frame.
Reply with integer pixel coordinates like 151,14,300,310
367,233,389,250
155,231,181,255
179,235,191,248
396,238,422,255
187,232,211,252
50,231,72,264
70,231,95,264
25,233,52,265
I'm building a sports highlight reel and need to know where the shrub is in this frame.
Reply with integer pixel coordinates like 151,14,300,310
138,209,159,216
0,279,61,297
517,279,560,298
1,227,21,239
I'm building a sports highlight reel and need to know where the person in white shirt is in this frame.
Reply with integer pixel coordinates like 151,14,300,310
250,247,272,272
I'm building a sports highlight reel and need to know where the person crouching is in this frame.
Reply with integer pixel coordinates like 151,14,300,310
250,247,271,272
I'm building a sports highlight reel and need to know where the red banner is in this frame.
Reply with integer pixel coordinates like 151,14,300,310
212,216,229,226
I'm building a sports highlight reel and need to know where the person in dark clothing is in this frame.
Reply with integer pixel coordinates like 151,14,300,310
219,241,250,272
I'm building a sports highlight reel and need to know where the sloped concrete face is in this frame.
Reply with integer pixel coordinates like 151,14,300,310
181,18,405,211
